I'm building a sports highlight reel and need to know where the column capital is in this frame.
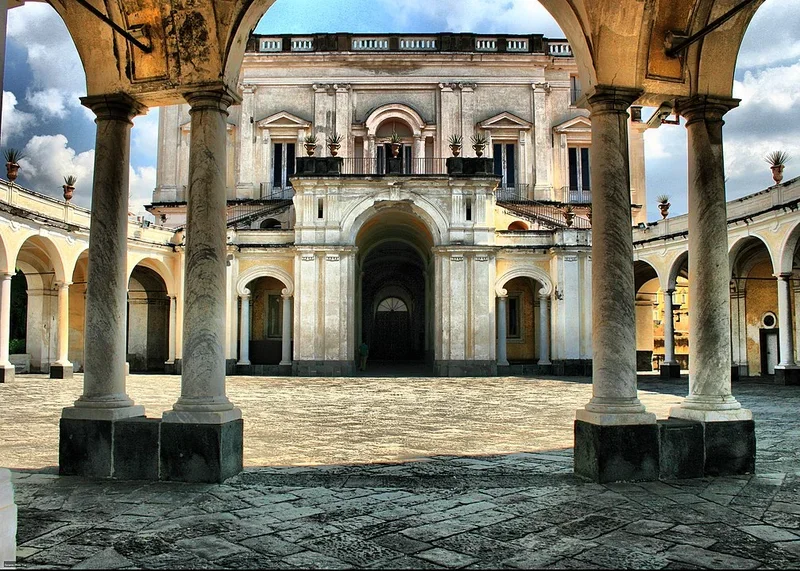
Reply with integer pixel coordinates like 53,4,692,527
496,288,508,299
538,291,550,301
183,84,241,115
281,287,293,299
55,281,72,289
674,95,739,125
583,86,643,116
532,81,550,93
1,273,13,281
239,288,251,299
774,272,794,280
80,93,147,124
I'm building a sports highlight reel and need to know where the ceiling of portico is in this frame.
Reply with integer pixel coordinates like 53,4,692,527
47,0,763,108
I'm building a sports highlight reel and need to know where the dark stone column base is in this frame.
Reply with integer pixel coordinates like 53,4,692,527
775,367,800,385
236,363,253,376
49,364,73,379
574,421,659,483
704,420,756,476
60,418,114,477
658,419,704,480
225,359,237,375
659,363,681,379
114,418,161,480
164,361,179,375
552,359,592,376
292,360,355,376
434,360,497,376
160,419,243,483
0,365,14,383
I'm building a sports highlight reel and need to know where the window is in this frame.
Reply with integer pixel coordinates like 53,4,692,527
376,144,413,174
272,142,296,191
377,297,408,312
493,143,516,189
570,76,582,106
266,294,282,338
507,294,521,339
568,146,591,201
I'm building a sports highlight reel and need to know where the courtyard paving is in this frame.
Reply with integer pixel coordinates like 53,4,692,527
2,373,800,569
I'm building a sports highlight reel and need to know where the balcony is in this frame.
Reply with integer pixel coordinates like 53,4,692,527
563,187,592,204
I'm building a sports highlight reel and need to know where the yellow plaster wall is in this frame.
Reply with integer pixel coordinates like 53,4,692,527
504,277,537,361
745,260,778,375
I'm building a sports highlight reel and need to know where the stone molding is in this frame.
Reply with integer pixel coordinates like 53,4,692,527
583,85,643,116
183,84,241,115
674,95,739,126
80,93,148,124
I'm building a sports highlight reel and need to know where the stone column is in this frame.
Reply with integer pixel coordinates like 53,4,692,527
574,86,657,483
0,273,14,382
577,87,654,425
161,86,243,484
538,291,551,366
775,273,800,384
660,289,680,379
670,96,751,421
414,134,425,173
366,135,376,174
280,292,292,366
64,94,146,420
166,295,177,372
497,293,509,367
238,291,251,366
50,281,73,379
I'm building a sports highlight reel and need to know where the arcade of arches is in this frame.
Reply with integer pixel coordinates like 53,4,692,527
0,0,786,485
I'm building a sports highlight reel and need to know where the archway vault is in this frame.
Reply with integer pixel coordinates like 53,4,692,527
44,0,763,106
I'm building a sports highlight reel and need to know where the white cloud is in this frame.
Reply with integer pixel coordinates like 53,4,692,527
132,110,161,160
733,62,800,111
129,166,157,220
17,134,95,206
1,92,37,146
735,0,800,70
25,88,72,119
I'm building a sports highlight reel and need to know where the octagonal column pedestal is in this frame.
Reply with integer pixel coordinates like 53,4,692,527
775,273,800,385
50,282,73,379
660,290,681,379
669,96,754,477
0,273,15,383
574,87,658,483
161,87,243,484
60,94,147,478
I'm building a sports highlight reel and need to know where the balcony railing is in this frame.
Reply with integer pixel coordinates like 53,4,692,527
495,184,532,202
258,183,295,200
495,185,591,229
338,157,448,175
562,187,592,204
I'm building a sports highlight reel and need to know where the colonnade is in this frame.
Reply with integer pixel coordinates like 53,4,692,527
496,289,551,367
237,289,293,368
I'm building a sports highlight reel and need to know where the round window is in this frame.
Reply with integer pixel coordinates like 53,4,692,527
762,312,777,328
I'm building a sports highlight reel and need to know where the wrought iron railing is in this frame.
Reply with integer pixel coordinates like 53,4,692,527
495,184,532,202
560,186,592,204
496,185,591,229
258,184,295,200
338,157,448,175
227,198,293,229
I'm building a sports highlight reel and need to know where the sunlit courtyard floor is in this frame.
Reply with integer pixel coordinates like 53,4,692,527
3,373,800,569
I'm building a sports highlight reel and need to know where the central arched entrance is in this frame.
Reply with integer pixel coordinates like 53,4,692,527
355,208,434,372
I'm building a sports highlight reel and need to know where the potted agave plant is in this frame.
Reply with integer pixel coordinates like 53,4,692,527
657,194,671,219
327,133,343,157
765,150,790,184
563,204,575,227
390,130,402,158
471,132,487,157
303,133,318,156
63,175,77,202
4,148,24,182
448,134,463,157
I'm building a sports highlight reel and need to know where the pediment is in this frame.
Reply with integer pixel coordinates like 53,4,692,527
553,115,592,133
257,111,312,129
478,112,531,130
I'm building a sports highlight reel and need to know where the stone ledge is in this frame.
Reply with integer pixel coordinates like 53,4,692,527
49,363,73,380
660,363,681,379
434,360,497,377
775,366,800,386
574,420,660,483
160,419,243,483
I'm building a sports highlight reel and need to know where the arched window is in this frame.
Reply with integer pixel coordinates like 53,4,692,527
377,297,408,312
260,218,281,229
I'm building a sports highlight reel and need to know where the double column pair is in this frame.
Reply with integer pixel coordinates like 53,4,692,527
496,291,550,367
575,88,752,481
238,289,293,368
60,87,242,482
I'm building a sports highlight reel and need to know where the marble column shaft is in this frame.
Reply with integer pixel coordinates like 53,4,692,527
671,96,749,420
69,95,146,418
0,273,12,366
663,289,676,364
168,87,241,421
579,86,654,424
167,296,177,363
238,292,251,366
538,292,551,365
497,295,509,366
777,274,796,366
55,282,70,365
280,294,292,366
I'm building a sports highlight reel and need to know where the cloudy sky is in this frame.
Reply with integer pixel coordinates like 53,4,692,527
2,0,798,220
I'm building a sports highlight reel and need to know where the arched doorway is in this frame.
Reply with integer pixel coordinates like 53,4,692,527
356,209,434,370
127,266,169,372
241,276,290,366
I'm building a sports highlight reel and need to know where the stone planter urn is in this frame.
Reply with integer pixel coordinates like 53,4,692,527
450,144,461,157
563,209,575,227
328,143,340,157
771,164,785,184
658,202,671,219
5,162,19,182
62,184,74,202
473,144,485,158
304,143,316,156
390,142,401,158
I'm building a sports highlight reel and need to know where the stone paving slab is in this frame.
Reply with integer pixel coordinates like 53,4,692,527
3,375,800,568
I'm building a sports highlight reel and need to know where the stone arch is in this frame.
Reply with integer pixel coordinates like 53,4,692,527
127,256,177,296
667,250,689,291
495,266,553,297
0,233,11,275
236,265,294,297
344,194,447,247
12,235,68,284
729,234,775,279
777,220,800,274
365,104,426,138
633,259,661,293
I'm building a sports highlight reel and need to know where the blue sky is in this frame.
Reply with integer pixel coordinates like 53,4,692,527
2,0,799,220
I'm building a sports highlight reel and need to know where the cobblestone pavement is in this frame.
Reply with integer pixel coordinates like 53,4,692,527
3,374,800,569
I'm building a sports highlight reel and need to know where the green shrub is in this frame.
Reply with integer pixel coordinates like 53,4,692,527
9,338,25,354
